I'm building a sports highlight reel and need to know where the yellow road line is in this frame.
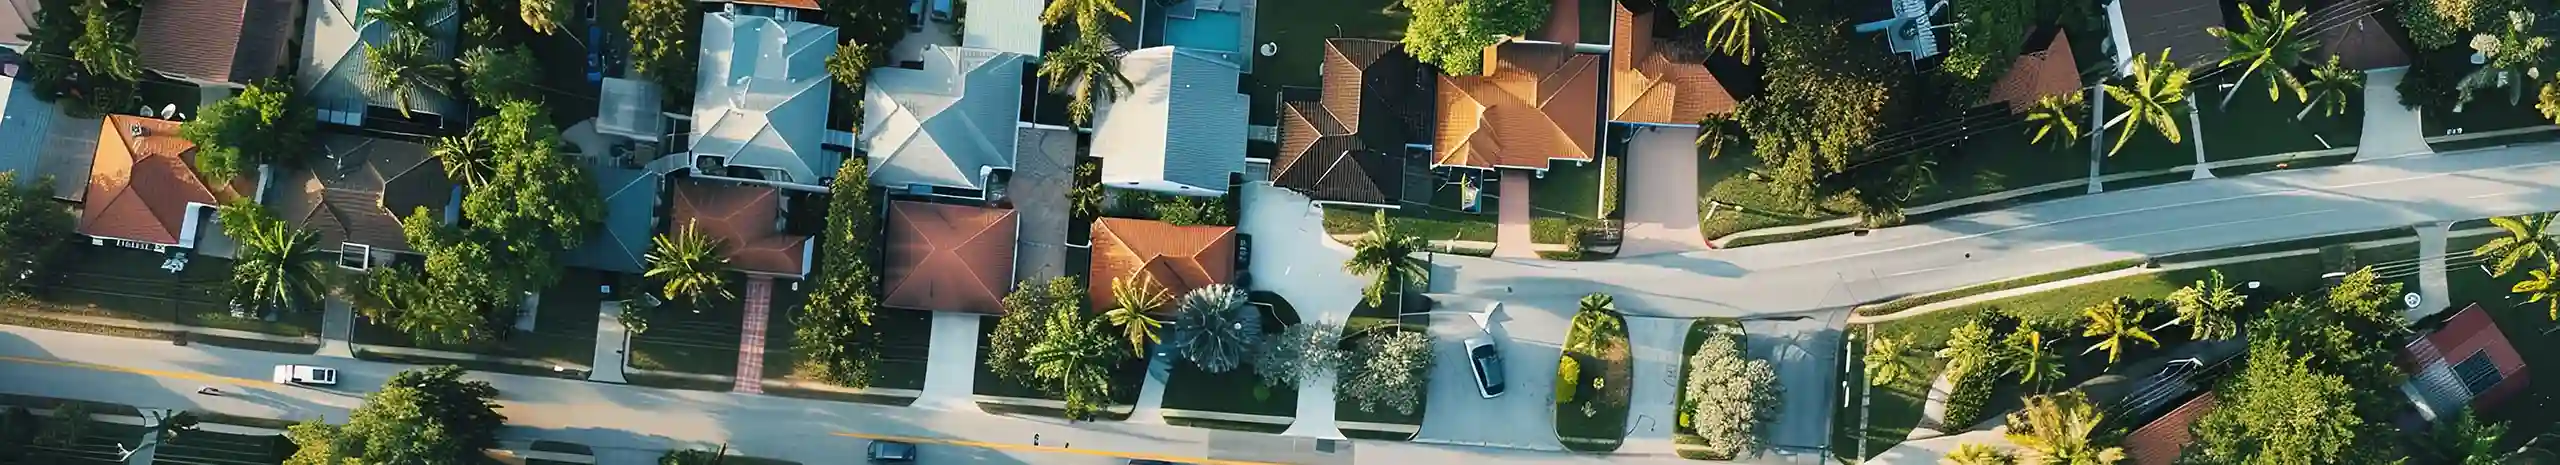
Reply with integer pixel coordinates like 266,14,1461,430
0,354,279,388
830,431,1289,465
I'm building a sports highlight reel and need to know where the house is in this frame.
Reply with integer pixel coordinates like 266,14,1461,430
2104,0,2226,73
1269,39,1431,208
961,0,1043,56
863,45,1027,196
0,0,33,49
0,75,55,186
1435,40,1602,171
671,181,812,277
2398,304,2533,422
1983,30,2083,113
882,201,1017,314
1091,46,1248,196
1610,0,1734,126
596,77,668,144
136,0,295,87
265,134,456,270
1088,217,1235,315
565,166,663,274
690,11,838,188
78,115,247,252
2120,392,2217,465
299,0,464,129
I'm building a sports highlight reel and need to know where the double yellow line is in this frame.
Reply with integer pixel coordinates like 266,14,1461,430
0,354,279,387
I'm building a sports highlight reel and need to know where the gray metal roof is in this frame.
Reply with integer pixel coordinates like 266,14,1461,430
1091,46,1247,196
597,77,666,141
960,0,1042,56
296,0,463,118
690,12,837,185
862,45,1025,192
0,78,51,187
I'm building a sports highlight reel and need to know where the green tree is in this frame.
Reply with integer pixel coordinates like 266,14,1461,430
71,0,136,81
2191,344,2361,465
1104,274,1170,357
1676,0,1787,64
1401,0,1548,75
989,277,1083,381
796,159,885,387
284,366,505,465
1171,284,1256,373
462,100,603,281
182,82,315,180
459,45,541,107
1942,443,2015,465
2416,408,2511,465
815,0,910,60
19,0,81,102
1069,163,1104,217
2078,297,2157,365
2512,260,2560,320
625,0,692,85
1930,0,2035,95
1339,328,1433,414
2457,10,2549,108
1343,210,1430,309
2300,57,2363,120
1861,333,1912,387
645,222,733,306
226,207,328,314
2003,325,2065,391
2474,213,2556,277
1038,0,1129,36
519,0,566,35
1039,31,1132,127
2025,93,2085,150
0,172,74,294
1256,320,1347,388
363,34,457,118
2207,0,2314,108
2103,51,2191,156
1738,18,1894,205
827,41,876,92
2164,269,2245,340
365,0,446,38
2003,391,2125,465
430,130,494,187
1026,309,1126,418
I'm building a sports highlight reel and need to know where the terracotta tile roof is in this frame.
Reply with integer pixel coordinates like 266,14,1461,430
672,181,810,276
2315,13,2409,70
1435,40,1602,170
79,115,218,245
1088,218,1235,315
1985,30,2083,113
1610,0,1735,124
883,201,1018,314
136,0,294,83
2122,392,2216,465
1273,101,1401,206
270,135,451,252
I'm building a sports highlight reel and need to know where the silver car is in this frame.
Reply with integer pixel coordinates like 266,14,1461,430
1463,337,1505,398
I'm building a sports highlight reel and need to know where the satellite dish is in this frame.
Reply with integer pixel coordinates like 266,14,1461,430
161,104,177,119
2404,292,2423,309
1258,42,1278,57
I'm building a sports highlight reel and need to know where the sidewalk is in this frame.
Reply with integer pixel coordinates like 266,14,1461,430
1496,171,1535,258
590,300,629,384
733,278,773,394
318,298,354,358
915,312,983,411
1127,353,1173,424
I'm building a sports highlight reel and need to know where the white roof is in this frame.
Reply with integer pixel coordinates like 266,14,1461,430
691,12,837,185
597,77,665,141
961,0,1043,56
297,0,462,117
1091,46,1248,196
862,45,1026,191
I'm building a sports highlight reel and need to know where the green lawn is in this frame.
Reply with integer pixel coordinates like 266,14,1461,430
1696,140,1860,241
1555,310,1632,452
1160,304,1298,421
25,245,326,338
2193,80,2363,162
1829,347,1945,462
349,270,604,367
1324,203,1499,243
1875,251,2341,350
625,278,769,376
1917,123,2093,206
759,282,940,391
1245,0,1409,125
1531,158,1605,220
2096,103,2203,177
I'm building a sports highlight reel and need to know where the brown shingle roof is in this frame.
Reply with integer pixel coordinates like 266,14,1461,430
135,0,293,83
672,182,810,276
79,115,218,245
1269,39,1429,206
2118,0,2228,68
269,135,452,252
1436,40,1602,170
1985,30,2083,113
1274,100,1402,206
2315,13,2409,70
1609,0,1735,124
883,201,1018,314
2122,393,2216,465
1088,218,1235,315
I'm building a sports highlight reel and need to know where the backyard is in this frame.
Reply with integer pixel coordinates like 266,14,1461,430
1245,0,1409,126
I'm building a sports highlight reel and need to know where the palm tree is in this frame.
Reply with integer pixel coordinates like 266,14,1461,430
1862,333,1914,388
520,0,567,35
229,214,327,314
1171,284,1257,373
2005,325,2066,391
645,222,733,306
2003,391,2127,465
1942,442,2016,465
364,0,447,39
1680,0,1787,64
362,33,457,118
1578,292,1615,314
1105,274,1170,357
1343,210,1431,309
2297,56,2363,120
2475,213,2557,277
2513,261,2560,320
2206,0,2313,109
1038,31,1132,127
2079,297,2158,365
1568,293,1625,354
1039,0,1129,37
430,131,493,187
2103,51,2191,156
2024,93,2085,150
2163,269,2245,340
1026,311,1124,418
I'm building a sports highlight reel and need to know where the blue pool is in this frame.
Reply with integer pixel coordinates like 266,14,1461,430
1164,10,1247,68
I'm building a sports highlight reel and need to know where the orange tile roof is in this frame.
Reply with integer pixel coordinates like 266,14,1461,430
79,115,219,245
1436,40,1602,170
672,181,810,276
883,201,1018,314
1610,0,1735,124
2122,393,2215,465
1088,218,1235,315
1984,30,2083,114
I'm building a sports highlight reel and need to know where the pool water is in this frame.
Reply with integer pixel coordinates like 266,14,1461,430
1164,10,1246,65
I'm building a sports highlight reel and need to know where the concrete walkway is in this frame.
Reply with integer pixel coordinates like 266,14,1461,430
2187,92,2215,180
589,300,629,384
1239,182,1355,439
915,312,983,411
732,278,774,394
1621,127,1710,256
1127,353,1173,424
1496,171,1535,258
2413,221,2454,322
318,297,354,358
2357,67,2433,162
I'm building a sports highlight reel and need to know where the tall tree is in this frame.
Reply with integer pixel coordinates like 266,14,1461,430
2299,56,2363,120
19,0,82,102
1738,18,1895,205
363,34,457,118
796,159,885,387
644,222,732,306
1862,333,1913,387
463,100,602,272
989,277,1083,381
1104,274,1170,357
2207,0,2314,108
826,41,876,92
1171,284,1257,373
1342,210,1430,309
2191,344,2361,465
365,0,447,39
2002,391,2126,465
0,172,74,294
1026,309,1126,418
1339,329,1433,415
70,0,137,81
2164,269,2245,340
1677,0,1787,64
1038,31,1131,127
2474,213,2556,277
519,0,567,35
183,82,316,180
226,208,328,314
430,130,494,187
459,45,541,107
2025,93,2086,150
2103,51,2191,156
2078,297,2158,365
285,366,504,465
1401,0,1549,75
1256,321,1347,388
625,0,692,86
1038,0,1130,36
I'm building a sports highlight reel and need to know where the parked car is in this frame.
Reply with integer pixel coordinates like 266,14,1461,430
867,440,918,462
271,364,339,386
1463,337,1505,398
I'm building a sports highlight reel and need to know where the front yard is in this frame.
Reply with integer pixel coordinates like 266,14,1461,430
1159,299,1300,432
22,245,320,338
760,298,930,392
351,269,606,368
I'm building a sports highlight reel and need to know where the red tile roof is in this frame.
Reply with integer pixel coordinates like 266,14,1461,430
79,115,219,245
1089,218,1235,315
1436,40,1602,170
672,182,810,276
1985,30,2083,113
883,201,1018,314
2122,393,2216,465
1610,0,1735,123
135,0,293,83
2401,304,2533,411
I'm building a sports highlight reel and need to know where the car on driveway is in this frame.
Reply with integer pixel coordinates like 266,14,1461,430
867,440,917,462
272,365,338,386
1463,337,1505,398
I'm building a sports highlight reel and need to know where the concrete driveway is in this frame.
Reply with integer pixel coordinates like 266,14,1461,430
1744,311,1848,454
1619,126,1709,256
1620,316,1687,454
1239,182,1362,438
1415,301,1567,451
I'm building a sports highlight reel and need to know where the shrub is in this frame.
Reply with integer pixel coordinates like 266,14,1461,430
1340,329,1434,415
1556,355,1583,403
1685,333,1780,458
1940,367,2001,429
1255,321,1346,388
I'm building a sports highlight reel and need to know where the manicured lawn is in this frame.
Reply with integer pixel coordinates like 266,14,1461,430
1875,251,2338,350
1829,344,1944,462
1324,203,1499,243
349,270,606,367
2096,103,2203,177
1531,158,1605,220
1696,140,1860,241
1245,0,1409,125
1918,123,2092,206
1555,310,1632,452
26,245,325,338
760,283,935,391
2194,79,2362,162
626,278,765,376
1160,302,1298,420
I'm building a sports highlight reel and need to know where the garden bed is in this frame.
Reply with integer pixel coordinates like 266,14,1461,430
1554,309,1632,452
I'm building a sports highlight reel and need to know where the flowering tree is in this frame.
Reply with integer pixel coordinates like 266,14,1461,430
1685,332,1780,458
1340,329,1434,415
1254,321,1346,388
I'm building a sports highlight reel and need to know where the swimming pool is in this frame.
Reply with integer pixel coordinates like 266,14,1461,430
1164,9,1247,69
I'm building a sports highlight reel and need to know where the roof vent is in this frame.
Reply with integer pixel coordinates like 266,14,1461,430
128,125,144,137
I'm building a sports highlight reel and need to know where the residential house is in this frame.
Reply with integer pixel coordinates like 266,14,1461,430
1088,217,1235,315
566,166,665,274
2120,392,2217,465
863,44,1027,197
0,0,38,49
1983,30,2083,113
2398,304,2533,423
1609,0,1736,126
299,0,464,129
596,77,668,145
0,75,55,186
1435,40,1602,171
265,134,456,270
2105,0,2226,73
690,10,838,188
962,0,1043,56
78,115,251,252
1269,39,1431,208
671,181,812,277
1092,46,1247,196
136,0,295,87
882,201,1017,314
